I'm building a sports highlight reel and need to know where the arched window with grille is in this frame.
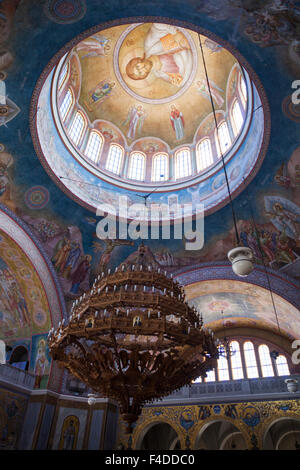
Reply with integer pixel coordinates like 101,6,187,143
196,138,213,172
128,152,146,181
216,121,231,156
231,99,244,136
58,61,69,90
217,353,230,381
276,355,290,376
106,144,123,175
69,111,86,147
60,88,73,122
152,153,168,182
258,344,274,377
230,341,244,380
243,341,259,378
85,131,103,164
175,148,192,179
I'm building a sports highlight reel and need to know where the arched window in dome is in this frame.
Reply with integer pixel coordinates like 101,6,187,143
152,153,168,182
175,148,192,180
239,74,247,107
243,341,259,378
258,344,274,377
85,130,103,164
128,152,145,181
60,88,73,122
196,138,213,172
216,121,231,156
231,99,244,136
58,61,69,90
230,341,244,380
106,144,123,175
69,111,86,147
217,352,230,381
276,355,290,376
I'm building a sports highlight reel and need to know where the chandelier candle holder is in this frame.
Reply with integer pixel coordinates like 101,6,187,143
48,247,218,433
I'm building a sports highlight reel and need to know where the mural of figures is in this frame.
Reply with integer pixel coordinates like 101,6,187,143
85,80,115,111
121,23,193,97
59,416,79,450
76,34,111,58
31,335,51,389
0,144,16,212
170,104,184,140
196,78,224,107
264,196,300,241
0,390,27,450
122,104,146,140
52,237,72,274
62,242,81,279
70,254,91,295
92,238,134,273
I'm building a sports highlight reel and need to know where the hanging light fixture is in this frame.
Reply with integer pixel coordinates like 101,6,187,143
48,244,218,433
198,35,254,277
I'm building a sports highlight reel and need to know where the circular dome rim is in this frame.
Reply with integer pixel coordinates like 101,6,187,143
30,15,271,217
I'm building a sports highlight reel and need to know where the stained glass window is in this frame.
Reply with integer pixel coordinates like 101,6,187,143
58,62,69,89
60,88,73,122
216,121,231,156
231,99,244,136
106,144,123,175
85,131,103,164
152,153,168,182
244,341,259,378
175,149,192,179
276,355,290,376
258,344,274,377
230,341,244,380
217,353,230,381
128,152,145,181
197,139,213,171
69,112,86,147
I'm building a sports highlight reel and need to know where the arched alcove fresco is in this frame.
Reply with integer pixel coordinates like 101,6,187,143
194,419,248,450
0,205,65,389
136,422,181,450
263,418,300,450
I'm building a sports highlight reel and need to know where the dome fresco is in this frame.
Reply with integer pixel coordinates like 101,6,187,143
34,21,267,221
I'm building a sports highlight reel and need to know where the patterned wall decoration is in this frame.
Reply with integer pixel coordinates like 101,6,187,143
116,399,300,450
0,387,28,449
44,0,87,24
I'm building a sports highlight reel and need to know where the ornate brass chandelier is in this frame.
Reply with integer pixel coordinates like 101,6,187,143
48,245,218,432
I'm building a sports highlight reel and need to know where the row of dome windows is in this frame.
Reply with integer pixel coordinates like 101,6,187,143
194,341,290,383
59,77,246,183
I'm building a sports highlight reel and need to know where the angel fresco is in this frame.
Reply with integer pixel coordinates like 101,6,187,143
264,196,300,241
124,23,193,89
196,78,224,108
76,35,111,58
122,104,146,140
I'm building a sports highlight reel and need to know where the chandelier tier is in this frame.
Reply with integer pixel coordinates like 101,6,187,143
48,246,218,432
